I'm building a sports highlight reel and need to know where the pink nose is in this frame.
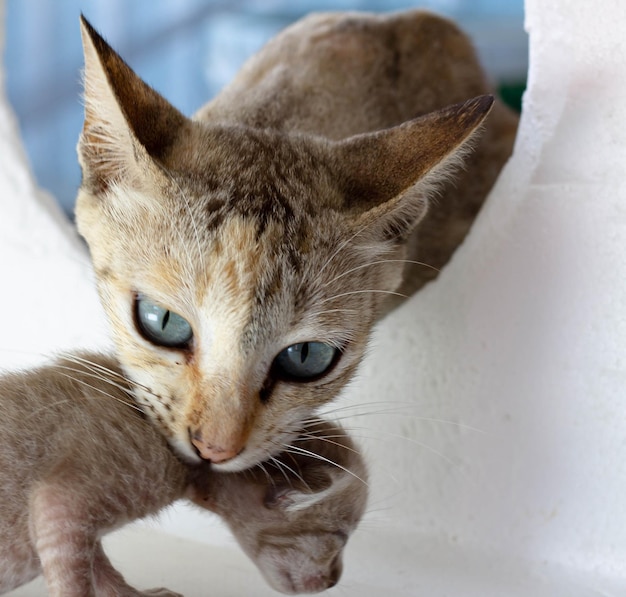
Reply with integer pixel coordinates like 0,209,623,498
190,431,244,463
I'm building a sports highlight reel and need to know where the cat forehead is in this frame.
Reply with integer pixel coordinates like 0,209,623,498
164,123,343,211
110,207,342,319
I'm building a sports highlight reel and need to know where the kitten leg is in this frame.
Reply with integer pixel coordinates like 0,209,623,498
29,479,97,597
0,540,40,594
92,542,183,597
30,478,182,597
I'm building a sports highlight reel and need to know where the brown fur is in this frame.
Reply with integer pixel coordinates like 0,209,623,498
0,354,367,596
74,11,517,469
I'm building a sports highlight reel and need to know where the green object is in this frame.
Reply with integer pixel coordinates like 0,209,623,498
498,81,526,112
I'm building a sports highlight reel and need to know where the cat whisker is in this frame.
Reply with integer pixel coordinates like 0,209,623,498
58,353,132,383
312,410,486,434
52,363,133,396
325,424,459,467
325,413,485,436
316,399,421,416
59,354,163,401
254,461,275,487
294,428,412,491
269,456,311,492
318,289,408,305
304,223,370,291
358,508,410,532
58,356,132,385
301,413,464,465
27,370,144,418
262,429,303,465
361,504,400,519
295,431,364,458
280,443,369,489
54,359,161,403
308,308,360,317
305,403,486,434
322,258,439,288
300,217,395,297
268,455,295,488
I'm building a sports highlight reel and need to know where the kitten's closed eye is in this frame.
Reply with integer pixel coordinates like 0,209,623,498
135,295,193,349
263,468,334,510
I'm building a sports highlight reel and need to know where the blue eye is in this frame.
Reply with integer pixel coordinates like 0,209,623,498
135,296,193,348
273,342,338,380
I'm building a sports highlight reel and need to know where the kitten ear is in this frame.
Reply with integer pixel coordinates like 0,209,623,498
78,16,188,191
334,95,494,242
264,469,333,511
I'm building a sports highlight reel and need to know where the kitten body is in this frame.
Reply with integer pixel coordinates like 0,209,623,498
75,11,517,470
0,354,366,596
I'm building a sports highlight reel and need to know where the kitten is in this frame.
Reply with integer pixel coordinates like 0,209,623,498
0,354,366,596
74,11,518,470
190,419,368,594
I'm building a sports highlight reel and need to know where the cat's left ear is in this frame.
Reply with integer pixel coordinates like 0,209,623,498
78,16,189,192
333,95,494,242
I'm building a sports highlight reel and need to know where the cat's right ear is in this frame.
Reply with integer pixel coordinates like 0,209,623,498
333,95,494,244
78,16,189,192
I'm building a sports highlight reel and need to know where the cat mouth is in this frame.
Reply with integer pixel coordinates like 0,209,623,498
187,428,246,465
185,422,302,471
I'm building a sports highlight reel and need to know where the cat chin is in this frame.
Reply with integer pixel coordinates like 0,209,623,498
168,419,301,471
209,458,248,473
169,441,255,472
209,447,271,473
168,435,272,471
211,433,300,473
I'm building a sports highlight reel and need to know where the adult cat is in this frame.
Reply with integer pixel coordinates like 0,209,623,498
0,353,366,596
75,11,518,470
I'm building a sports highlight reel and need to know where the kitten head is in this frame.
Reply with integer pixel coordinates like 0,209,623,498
75,17,492,470
190,421,368,594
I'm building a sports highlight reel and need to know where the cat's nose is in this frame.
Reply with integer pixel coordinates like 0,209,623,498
190,429,244,463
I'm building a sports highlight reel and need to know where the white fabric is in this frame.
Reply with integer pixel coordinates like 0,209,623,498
0,8,109,370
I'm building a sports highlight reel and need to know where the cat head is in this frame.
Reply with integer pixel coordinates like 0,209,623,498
190,421,368,594
75,17,493,470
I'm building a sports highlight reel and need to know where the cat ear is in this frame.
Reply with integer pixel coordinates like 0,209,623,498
333,95,494,242
78,16,188,191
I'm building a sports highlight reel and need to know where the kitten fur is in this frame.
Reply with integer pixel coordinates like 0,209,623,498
0,354,366,596
75,11,518,470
